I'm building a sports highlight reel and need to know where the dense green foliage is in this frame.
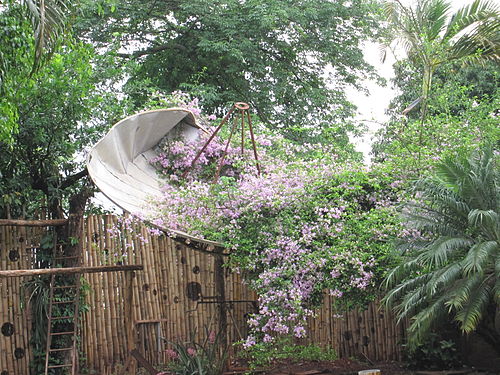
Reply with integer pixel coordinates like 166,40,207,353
242,339,337,371
382,0,499,119
372,61,499,175
0,5,127,218
384,146,500,351
0,7,32,141
404,332,462,370
75,0,379,139
374,0,500,176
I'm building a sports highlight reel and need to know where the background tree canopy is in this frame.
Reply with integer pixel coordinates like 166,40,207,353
75,0,379,140
0,4,128,219
371,60,499,175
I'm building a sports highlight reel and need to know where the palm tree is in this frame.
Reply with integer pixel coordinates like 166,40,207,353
3,0,70,72
383,145,500,352
382,0,500,117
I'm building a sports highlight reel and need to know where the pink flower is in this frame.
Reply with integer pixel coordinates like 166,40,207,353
165,349,178,359
293,325,306,338
208,330,216,344
187,348,196,356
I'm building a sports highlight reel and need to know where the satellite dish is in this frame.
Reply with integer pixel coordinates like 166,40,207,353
86,108,222,251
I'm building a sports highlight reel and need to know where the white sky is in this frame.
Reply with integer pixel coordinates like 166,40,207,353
348,0,475,163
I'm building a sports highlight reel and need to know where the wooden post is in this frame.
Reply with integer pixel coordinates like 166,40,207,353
0,264,144,278
124,270,137,375
0,218,68,227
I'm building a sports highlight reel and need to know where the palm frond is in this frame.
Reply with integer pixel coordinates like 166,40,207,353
423,0,451,40
450,16,500,63
468,210,499,238
407,294,448,347
426,262,463,295
496,252,500,277
384,272,432,307
494,276,500,304
463,241,498,275
468,209,498,226
404,208,465,235
444,0,499,40
454,280,492,332
444,273,482,311
21,0,71,72
421,236,473,267
394,286,430,321
435,159,468,187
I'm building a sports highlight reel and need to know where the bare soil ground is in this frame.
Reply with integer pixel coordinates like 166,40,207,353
237,359,498,375
259,358,412,374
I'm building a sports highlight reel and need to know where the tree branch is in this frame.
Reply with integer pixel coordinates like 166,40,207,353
116,42,187,59
60,168,89,190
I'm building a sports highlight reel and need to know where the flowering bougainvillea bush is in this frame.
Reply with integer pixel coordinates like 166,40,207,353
119,93,403,345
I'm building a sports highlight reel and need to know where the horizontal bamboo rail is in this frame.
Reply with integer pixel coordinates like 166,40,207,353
0,264,143,278
0,218,68,227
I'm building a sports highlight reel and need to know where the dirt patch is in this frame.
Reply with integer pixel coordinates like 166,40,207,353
260,359,412,374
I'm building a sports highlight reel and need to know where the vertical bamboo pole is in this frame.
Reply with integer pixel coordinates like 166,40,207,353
371,302,380,360
91,215,101,370
173,243,183,341
95,215,105,370
158,235,168,364
159,236,172,347
4,227,14,375
1,241,7,371
82,216,92,369
214,249,227,364
103,216,114,366
109,216,122,362
124,270,136,375
16,226,26,374
380,302,388,360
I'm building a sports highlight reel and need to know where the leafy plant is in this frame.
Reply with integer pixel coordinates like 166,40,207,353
384,145,500,351
240,338,337,371
382,0,499,120
164,329,228,375
372,61,499,176
404,332,462,370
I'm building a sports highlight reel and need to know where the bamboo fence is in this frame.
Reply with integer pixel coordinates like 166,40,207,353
0,224,45,375
0,215,406,374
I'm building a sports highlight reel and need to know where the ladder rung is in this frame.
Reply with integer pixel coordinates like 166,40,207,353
50,331,75,336
49,347,73,352
53,285,77,289
52,300,76,305
47,364,73,368
50,316,73,320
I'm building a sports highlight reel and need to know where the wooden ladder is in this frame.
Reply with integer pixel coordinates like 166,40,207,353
44,235,81,375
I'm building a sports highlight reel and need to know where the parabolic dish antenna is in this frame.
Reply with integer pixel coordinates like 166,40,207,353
86,108,222,251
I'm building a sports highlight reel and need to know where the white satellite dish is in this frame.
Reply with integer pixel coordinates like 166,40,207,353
86,108,223,251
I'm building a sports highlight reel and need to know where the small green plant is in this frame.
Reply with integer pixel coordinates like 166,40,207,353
404,332,462,370
240,337,337,371
164,328,228,375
